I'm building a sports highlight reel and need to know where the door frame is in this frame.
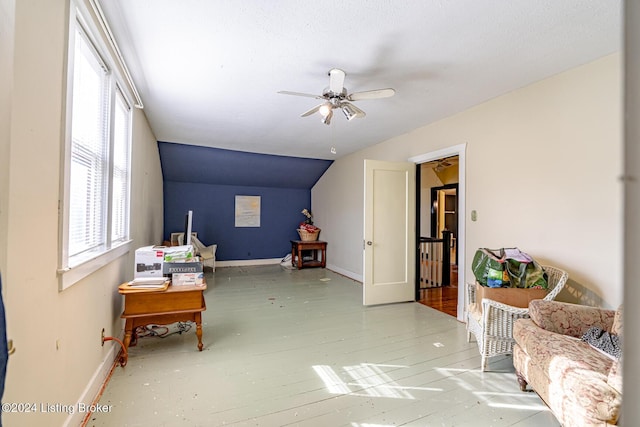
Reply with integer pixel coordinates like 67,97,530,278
409,143,466,321
430,183,458,241
431,183,458,268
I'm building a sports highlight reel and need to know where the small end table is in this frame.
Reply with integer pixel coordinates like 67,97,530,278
119,283,206,366
291,240,327,269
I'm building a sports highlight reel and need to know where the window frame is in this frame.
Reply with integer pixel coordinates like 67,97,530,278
58,3,133,290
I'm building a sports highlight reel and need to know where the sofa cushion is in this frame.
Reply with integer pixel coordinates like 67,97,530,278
608,358,622,395
513,318,544,352
611,305,623,336
528,300,616,338
515,318,614,379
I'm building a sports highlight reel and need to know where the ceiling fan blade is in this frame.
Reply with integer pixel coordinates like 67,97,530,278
328,68,346,94
278,91,324,99
300,104,323,117
347,88,395,101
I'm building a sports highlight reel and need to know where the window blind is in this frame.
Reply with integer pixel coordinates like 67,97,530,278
68,25,109,260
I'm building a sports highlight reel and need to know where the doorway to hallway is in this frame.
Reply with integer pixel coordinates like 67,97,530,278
419,266,458,317
410,145,466,320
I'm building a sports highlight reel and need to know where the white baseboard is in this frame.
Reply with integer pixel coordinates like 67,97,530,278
63,341,119,427
216,258,283,267
326,264,363,283
214,259,363,283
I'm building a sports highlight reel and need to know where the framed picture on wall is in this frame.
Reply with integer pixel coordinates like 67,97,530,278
235,195,261,227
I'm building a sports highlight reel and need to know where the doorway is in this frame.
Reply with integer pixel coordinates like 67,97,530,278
410,145,466,320
431,184,458,266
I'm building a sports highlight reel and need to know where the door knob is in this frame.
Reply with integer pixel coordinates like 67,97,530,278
366,241,373,246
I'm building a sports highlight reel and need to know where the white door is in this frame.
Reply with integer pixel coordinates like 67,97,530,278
363,160,416,306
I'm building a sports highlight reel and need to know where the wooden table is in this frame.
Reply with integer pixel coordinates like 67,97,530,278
119,283,206,365
290,240,327,269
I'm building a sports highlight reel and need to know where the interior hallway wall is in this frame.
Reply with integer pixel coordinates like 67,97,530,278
420,166,443,237
313,53,623,309
1,1,164,426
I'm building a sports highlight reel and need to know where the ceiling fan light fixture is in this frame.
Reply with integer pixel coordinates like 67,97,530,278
321,109,333,125
319,103,332,117
341,103,358,121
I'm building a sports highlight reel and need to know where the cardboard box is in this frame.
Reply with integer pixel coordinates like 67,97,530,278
134,245,194,278
134,246,166,278
475,282,548,308
163,245,194,262
163,258,203,274
172,272,204,286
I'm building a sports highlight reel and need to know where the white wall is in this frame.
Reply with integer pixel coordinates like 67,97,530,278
1,2,164,426
313,54,623,309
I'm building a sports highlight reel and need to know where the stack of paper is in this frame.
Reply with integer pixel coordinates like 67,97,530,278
127,277,169,288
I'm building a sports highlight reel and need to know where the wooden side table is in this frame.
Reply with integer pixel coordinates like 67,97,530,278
291,240,327,269
119,283,207,365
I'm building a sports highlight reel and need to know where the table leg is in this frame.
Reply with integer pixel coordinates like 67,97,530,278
291,244,296,267
123,320,132,349
122,319,133,365
195,313,203,351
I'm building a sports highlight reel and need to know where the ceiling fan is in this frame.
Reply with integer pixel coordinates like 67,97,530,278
278,68,395,125
423,156,459,172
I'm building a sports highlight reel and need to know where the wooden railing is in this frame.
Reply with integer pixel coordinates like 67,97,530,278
418,231,451,293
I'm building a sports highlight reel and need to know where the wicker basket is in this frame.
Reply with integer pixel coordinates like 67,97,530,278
297,228,320,241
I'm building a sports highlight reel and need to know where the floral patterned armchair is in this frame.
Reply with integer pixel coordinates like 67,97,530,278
513,300,622,426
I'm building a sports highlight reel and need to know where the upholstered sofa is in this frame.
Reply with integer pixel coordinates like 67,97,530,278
513,300,622,426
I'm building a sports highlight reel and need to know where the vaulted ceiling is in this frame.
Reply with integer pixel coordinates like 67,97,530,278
100,1,621,160
158,142,333,189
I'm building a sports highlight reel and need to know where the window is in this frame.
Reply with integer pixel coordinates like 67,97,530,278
111,89,131,243
59,9,132,290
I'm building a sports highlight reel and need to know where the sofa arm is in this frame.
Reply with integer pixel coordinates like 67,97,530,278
528,300,616,338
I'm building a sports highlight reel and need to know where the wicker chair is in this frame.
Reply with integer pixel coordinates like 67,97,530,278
190,236,217,271
466,265,568,371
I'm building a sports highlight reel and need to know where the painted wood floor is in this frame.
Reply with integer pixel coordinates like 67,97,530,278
89,265,559,427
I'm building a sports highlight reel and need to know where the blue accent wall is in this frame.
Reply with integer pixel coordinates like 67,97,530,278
159,142,333,261
164,182,309,260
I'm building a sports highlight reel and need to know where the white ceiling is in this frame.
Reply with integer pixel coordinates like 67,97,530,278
100,0,621,160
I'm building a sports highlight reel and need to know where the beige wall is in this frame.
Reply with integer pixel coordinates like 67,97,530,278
313,53,623,309
0,0,14,278
420,166,443,236
1,2,164,426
